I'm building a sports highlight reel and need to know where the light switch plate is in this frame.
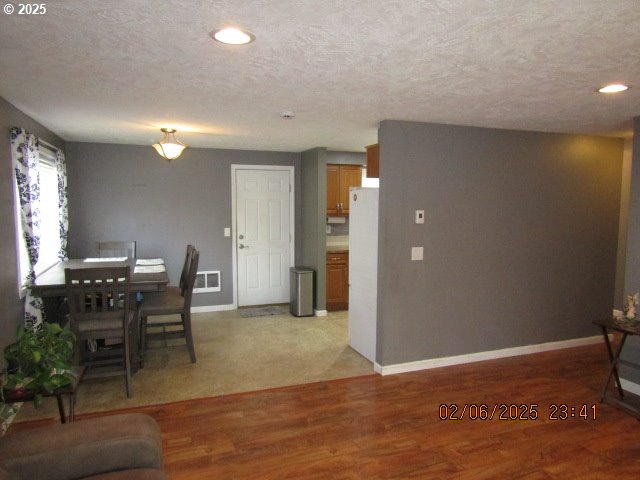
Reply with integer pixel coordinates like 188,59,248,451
224,227,231,237
411,246,423,261
415,210,425,224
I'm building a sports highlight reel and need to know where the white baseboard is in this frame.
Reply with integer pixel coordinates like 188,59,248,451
191,304,235,313
374,335,603,376
620,378,640,396
191,305,327,316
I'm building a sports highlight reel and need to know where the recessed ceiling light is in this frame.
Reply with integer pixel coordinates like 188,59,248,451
210,27,255,45
597,83,630,94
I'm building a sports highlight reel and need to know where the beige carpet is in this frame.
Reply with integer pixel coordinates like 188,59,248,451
15,309,373,422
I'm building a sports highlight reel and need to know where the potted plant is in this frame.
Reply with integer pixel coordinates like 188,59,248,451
1,322,76,408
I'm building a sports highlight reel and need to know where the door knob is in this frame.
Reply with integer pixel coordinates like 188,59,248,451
239,234,244,239
239,244,249,249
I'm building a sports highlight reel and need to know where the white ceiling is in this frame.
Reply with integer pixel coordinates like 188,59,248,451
0,0,638,152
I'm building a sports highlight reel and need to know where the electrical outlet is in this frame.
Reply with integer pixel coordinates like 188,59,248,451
411,246,423,261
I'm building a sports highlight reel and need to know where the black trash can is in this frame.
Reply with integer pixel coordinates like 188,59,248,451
290,267,314,317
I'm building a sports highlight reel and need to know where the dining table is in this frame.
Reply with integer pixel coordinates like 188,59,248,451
31,257,169,298
30,257,169,372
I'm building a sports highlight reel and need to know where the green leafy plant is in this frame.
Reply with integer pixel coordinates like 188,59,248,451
2,323,76,407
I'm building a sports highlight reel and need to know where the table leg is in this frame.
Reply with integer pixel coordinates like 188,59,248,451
600,327,627,401
130,295,141,373
55,394,67,424
69,392,76,422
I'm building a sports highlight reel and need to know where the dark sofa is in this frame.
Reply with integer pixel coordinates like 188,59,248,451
0,413,166,480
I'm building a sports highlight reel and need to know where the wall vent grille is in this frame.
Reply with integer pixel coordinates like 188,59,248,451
194,270,221,293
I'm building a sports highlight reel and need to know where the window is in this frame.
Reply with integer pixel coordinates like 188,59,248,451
14,144,63,293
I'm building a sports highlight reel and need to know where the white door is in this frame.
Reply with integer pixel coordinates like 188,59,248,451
235,168,293,306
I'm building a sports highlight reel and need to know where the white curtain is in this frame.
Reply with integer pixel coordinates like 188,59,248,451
55,148,69,261
11,127,44,327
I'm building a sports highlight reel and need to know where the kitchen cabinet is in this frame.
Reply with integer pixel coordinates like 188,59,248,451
365,144,379,178
326,251,348,311
327,164,362,216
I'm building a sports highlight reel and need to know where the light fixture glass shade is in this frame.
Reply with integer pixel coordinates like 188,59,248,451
152,128,187,160
211,27,255,45
598,83,630,93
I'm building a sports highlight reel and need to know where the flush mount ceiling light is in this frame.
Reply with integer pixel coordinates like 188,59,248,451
597,83,630,94
210,27,255,45
152,128,187,161
279,110,296,120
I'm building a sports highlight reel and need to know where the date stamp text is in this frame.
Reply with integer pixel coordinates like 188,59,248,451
438,403,597,421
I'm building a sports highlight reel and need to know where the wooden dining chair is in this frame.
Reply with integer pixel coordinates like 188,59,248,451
139,244,194,306
65,266,134,398
177,244,196,292
139,248,199,366
138,244,194,326
98,241,136,259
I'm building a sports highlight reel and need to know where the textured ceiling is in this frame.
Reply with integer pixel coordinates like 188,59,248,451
0,0,638,152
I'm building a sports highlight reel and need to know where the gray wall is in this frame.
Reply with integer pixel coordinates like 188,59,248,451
65,142,301,308
621,117,640,383
377,120,624,365
0,96,65,348
326,151,366,166
300,148,327,311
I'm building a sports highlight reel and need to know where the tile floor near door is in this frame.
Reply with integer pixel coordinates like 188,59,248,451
16,310,373,422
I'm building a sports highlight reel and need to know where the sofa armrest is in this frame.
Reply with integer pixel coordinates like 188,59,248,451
0,413,163,480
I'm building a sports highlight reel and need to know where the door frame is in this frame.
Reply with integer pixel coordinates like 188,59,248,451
231,165,295,308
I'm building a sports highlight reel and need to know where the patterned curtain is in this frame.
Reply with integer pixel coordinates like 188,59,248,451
55,149,69,260
10,127,44,328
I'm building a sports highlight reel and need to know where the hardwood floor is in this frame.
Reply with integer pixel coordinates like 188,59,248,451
11,344,640,479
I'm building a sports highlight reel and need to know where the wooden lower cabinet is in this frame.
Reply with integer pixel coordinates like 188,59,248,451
326,251,348,311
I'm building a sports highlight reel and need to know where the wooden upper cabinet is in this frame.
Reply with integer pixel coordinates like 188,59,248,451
327,164,362,216
338,165,362,215
326,164,341,216
366,144,379,178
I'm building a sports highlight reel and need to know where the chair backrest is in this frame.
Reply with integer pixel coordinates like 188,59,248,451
181,249,200,308
65,266,131,330
98,241,136,259
179,244,196,290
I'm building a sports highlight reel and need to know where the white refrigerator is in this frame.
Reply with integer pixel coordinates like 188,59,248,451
348,187,378,363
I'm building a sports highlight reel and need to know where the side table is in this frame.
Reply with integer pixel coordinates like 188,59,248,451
3,366,85,423
593,318,640,418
